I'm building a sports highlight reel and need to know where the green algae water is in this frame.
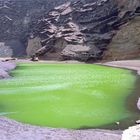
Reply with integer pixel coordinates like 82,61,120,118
0,63,138,129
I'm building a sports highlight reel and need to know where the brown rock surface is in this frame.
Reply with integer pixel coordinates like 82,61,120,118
103,17,140,60
0,0,139,61
32,0,140,61
26,37,42,57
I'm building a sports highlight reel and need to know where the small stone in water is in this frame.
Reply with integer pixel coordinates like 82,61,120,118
116,122,120,125
136,120,140,124
137,98,140,110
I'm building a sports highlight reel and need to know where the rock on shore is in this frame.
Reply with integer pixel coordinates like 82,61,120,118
0,61,16,79
122,125,140,140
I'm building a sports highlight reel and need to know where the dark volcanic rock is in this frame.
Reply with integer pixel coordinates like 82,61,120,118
32,0,140,61
0,0,140,61
0,0,75,57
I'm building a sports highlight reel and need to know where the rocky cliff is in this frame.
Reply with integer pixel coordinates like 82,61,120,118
0,0,74,57
31,0,140,61
103,16,140,60
0,0,140,61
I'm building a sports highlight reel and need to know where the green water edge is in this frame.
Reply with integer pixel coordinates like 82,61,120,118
0,62,139,129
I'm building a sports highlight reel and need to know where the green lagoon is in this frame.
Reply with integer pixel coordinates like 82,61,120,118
0,63,138,129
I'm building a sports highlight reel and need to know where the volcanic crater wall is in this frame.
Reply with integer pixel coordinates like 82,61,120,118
0,0,75,57
0,0,140,61
29,0,140,61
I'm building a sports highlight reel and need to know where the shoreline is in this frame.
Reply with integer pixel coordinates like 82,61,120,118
0,59,140,140
0,117,122,140
100,60,140,75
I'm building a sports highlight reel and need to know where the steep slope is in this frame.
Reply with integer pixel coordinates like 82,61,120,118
0,0,75,57
103,16,140,60
0,0,140,61
30,0,140,61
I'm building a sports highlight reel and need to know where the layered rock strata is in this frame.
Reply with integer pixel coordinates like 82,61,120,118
0,0,74,57
0,0,140,61
31,0,140,61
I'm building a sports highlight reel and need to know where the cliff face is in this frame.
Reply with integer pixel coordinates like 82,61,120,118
103,0,140,60
0,0,74,57
0,0,140,61
31,0,140,61
103,16,140,60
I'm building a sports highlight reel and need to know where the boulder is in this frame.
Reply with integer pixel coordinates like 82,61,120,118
122,125,140,140
0,69,9,79
62,44,100,61
137,98,140,110
0,61,16,79
0,61,16,72
136,120,140,124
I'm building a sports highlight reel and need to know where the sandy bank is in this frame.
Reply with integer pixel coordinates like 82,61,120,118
0,117,122,140
101,60,140,75
102,60,140,140
16,59,85,64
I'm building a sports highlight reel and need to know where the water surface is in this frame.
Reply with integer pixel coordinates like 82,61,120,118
0,63,138,129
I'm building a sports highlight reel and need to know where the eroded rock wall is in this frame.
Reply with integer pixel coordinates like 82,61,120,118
0,0,75,57
0,0,140,61
103,16,140,60
32,0,140,61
